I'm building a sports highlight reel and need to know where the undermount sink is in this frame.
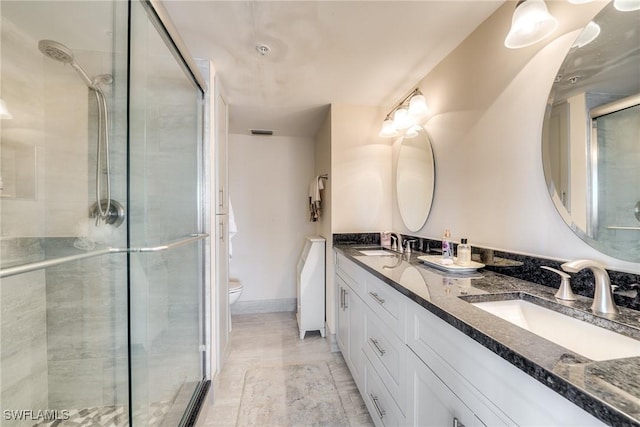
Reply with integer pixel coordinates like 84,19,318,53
469,297,640,361
358,249,396,256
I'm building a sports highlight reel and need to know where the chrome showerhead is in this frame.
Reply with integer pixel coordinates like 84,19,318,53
38,39,98,90
38,39,74,64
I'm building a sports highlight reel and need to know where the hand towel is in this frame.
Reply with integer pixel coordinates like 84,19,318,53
309,176,324,222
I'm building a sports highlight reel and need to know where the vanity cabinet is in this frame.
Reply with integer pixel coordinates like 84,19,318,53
337,274,366,386
405,299,604,427
335,250,606,427
336,253,407,425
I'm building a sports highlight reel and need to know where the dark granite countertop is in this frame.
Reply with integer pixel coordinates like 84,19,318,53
335,244,640,427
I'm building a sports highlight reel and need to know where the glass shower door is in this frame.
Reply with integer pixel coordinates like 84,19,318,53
127,1,206,425
1,1,130,425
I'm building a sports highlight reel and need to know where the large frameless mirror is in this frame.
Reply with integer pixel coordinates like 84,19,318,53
396,126,435,232
541,2,640,262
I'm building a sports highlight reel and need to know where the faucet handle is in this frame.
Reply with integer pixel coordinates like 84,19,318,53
404,239,417,254
542,266,577,301
389,235,397,251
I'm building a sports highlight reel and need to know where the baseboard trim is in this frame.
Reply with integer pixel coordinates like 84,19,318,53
231,298,296,315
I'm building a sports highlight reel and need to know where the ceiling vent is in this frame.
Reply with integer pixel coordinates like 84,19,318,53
250,129,274,136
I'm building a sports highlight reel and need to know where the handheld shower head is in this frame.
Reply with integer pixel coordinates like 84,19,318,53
38,40,74,64
38,39,98,89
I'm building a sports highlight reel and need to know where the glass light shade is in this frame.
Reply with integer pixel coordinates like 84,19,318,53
0,99,13,120
392,108,415,130
614,0,640,11
404,125,421,139
572,21,601,48
504,0,558,49
379,118,399,137
408,94,429,118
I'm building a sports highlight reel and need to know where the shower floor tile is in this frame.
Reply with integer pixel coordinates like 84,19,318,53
31,399,171,427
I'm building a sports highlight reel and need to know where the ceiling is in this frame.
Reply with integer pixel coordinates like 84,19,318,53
163,1,505,138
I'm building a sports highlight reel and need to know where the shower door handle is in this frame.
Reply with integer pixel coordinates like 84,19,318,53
136,233,209,252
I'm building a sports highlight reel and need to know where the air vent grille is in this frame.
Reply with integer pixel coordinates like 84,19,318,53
250,129,274,136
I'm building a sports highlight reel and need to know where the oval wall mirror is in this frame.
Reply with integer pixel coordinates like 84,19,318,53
541,2,640,262
396,126,435,232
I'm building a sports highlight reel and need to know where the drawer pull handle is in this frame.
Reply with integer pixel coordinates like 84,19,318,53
368,291,385,305
453,417,465,427
370,338,386,356
369,393,385,419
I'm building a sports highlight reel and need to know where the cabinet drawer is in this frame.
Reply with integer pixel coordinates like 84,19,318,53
406,302,512,426
336,253,366,296
363,310,406,414
364,273,406,339
407,348,484,427
365,359,406,427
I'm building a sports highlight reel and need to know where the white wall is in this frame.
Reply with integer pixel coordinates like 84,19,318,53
391,1,639,274
331,104,392,233
228,133,317,302
314,110,336,336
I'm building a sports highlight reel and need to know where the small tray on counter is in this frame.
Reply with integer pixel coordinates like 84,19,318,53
417,255,485,273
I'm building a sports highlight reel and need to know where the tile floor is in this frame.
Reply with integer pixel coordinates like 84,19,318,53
202,312,373,427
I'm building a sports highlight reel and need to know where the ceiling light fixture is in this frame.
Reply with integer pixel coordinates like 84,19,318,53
379,88,429,138
504,0,558,49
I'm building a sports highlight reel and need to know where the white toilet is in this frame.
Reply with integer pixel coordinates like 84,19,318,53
228,278,243,331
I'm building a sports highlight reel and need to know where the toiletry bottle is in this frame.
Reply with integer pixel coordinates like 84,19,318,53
380,232,391,248
457,238,472,266
442,229,452,259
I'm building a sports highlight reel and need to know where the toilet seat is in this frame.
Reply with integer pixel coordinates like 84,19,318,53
229,279,242,293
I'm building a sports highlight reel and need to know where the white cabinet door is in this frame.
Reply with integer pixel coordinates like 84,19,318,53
407,349,482,427
215,214,229,370
214,77,228,215
336,276,350,357
349,285,366,387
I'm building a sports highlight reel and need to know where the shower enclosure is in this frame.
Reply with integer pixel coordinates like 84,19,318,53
591,100,640,261
0,1,209,426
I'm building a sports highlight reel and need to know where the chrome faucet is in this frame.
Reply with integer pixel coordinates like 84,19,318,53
383,231,403,253
561,259,619,315
403,239,417,254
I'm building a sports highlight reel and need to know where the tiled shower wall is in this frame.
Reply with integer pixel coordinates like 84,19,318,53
1,7,129,419
595,104,640,261
0,240,48,427
44,239,128,410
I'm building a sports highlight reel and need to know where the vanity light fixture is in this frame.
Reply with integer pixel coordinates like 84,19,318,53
392,107,414,130
614,0,640,11
0,99,13,120
379,88,429,137
379,118,399,137
504,0,558,49
404,125,421,139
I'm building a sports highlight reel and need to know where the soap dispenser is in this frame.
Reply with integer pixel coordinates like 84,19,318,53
457,238,472,266
442,229,453,259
